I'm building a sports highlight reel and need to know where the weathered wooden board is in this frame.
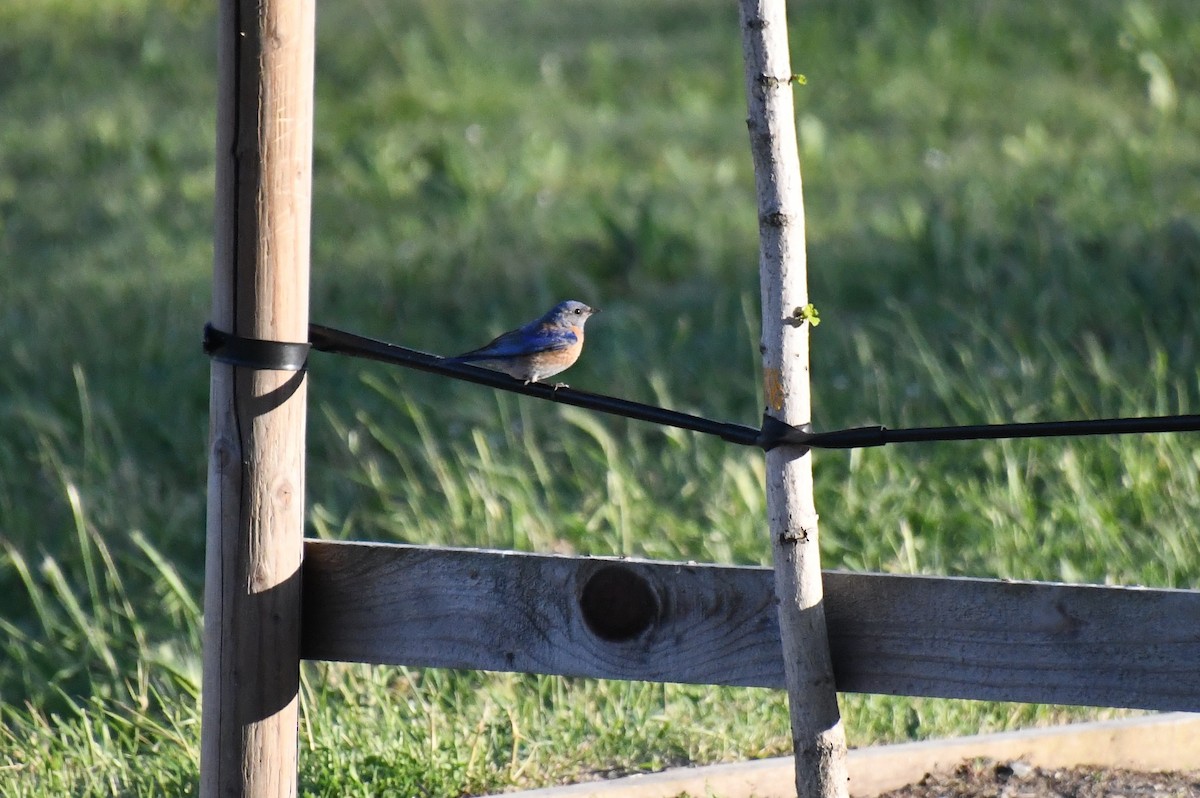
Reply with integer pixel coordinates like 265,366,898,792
824,571,1200,710
302,541,780,686
301,540,1200,711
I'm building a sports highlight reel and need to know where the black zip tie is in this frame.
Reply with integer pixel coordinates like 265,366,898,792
203,323,311,371
307,323,1200,451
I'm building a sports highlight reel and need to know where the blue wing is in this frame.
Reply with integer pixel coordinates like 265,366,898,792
448,323,576,362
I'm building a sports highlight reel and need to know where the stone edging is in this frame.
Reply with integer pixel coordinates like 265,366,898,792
489,712,1200,798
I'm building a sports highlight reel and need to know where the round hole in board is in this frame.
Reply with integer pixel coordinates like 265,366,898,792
579,565,658,642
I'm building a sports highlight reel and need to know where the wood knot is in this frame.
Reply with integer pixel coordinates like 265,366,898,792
756,73,790,89
778,527,809,545
761,210,793,228
778,514,820,546
756,73,804,90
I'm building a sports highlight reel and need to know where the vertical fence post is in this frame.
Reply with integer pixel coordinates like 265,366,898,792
201,0,315,794
738,1,850,796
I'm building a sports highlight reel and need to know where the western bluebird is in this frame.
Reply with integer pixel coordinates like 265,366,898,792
445,300,598,386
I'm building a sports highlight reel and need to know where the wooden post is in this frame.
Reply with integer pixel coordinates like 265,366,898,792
201,0,315,793
738,1,850,796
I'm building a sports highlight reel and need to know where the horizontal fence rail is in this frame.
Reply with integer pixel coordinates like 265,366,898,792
302,540,1200,712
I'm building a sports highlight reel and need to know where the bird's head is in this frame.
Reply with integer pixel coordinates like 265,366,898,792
545,300,598,329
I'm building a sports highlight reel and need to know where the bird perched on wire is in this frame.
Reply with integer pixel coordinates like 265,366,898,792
444,300,599,386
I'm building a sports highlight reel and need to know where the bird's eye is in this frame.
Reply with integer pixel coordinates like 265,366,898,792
573,308,582,315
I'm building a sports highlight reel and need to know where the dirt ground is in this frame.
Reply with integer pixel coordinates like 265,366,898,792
878,759,1200,798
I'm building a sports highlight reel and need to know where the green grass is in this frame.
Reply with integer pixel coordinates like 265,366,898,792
2,0,1199,793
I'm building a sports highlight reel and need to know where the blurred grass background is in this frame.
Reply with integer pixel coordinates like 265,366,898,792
1,0,1198,793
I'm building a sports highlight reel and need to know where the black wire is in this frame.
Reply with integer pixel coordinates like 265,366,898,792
305,322,1200,451
792,415,1200,449
308,323,764,447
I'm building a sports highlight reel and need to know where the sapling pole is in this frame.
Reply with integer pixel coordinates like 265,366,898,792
738,1,850,796
201,0,315,794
